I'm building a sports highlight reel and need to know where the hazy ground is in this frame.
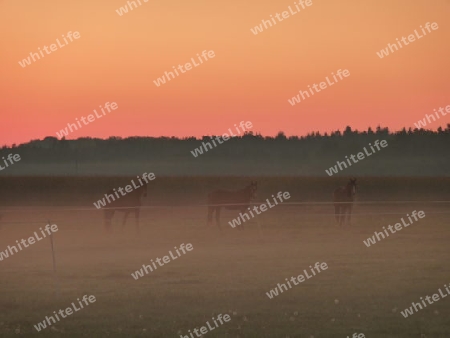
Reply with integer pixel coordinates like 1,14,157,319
0,177,449,337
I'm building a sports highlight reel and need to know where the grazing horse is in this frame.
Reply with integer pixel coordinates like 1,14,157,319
207,181,257,230
333,178,357,226
103,183,147,234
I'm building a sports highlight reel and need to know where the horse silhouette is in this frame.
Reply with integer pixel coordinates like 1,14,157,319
103,183,147,234
333,178,357,226
207,181,257,230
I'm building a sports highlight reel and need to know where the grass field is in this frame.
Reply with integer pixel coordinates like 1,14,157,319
0,177,449,337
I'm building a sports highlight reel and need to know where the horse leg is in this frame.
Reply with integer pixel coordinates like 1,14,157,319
215,207,222,230
240,208,247,230
207,206,214,226
339,206,346,226
347,204,353,226
121,211,131,232
334,205,340,225
104,210,114,234
134,208,140,234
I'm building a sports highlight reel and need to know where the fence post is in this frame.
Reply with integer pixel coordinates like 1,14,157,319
48,219,60,297
256,218,262,239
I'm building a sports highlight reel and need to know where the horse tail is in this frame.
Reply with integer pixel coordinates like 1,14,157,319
103,209,114,233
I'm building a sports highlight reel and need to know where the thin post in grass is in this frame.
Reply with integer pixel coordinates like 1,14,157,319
48,219,60,298
255,218,262,239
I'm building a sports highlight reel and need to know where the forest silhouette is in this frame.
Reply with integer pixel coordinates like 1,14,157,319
1,125,449,176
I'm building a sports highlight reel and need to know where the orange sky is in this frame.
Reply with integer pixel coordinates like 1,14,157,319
1,0,449,145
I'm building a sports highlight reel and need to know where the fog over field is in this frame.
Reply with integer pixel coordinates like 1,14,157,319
0,177,449,337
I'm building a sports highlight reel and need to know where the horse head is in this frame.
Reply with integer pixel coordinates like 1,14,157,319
348,178,357,197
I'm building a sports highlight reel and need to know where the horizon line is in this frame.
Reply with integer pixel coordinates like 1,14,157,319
3,124,450,148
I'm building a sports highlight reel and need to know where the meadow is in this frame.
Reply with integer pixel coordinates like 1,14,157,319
0,177,449,337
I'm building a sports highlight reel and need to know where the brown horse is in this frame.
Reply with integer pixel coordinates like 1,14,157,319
333,178,357,226
103,183,147,234
207,181,257,230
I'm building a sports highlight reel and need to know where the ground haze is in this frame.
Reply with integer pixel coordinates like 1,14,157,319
0,177,449,337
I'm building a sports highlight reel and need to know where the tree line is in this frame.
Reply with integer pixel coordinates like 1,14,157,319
1,125,449,176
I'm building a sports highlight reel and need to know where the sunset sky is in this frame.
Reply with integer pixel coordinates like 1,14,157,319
1,0,449,146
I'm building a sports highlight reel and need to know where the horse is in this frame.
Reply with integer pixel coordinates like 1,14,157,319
103,183,147,234
333,178,357,226
207,181,258,230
